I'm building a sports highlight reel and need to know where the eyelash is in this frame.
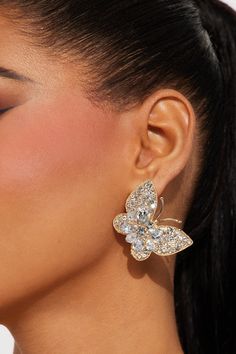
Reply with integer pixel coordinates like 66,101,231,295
0,108,11,115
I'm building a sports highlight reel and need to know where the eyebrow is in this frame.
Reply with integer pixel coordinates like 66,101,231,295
0,66,35,83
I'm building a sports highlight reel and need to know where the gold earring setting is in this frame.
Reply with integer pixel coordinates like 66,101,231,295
112,180,193,261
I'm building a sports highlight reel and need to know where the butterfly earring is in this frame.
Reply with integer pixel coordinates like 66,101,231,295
112,179,193,261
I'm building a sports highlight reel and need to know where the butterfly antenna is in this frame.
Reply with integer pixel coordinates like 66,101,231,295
155,197,183,225
156,196,164,219
159,218,182,225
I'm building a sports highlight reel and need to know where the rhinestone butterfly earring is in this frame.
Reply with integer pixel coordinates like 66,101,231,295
112,179,193,261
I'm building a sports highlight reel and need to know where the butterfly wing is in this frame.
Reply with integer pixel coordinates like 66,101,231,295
130,242,152,261
150,224,193,256
113,213,137,235
125,179,158,220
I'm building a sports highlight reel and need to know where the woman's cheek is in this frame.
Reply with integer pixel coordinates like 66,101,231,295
0,93,125,276
0,94,120,194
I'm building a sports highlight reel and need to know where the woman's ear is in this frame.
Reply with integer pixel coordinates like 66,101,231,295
132,89,196,195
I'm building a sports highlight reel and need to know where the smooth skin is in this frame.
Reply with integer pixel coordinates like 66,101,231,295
0,14,200,354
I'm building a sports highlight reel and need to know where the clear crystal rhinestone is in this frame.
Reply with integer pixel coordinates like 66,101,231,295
175,244,180,251
148,227,163,240
150,202,157,210
136,208,150,224
136,226,146,236
125,233,137,243
161,246,168,253
168,240,177,249
132,238,144,252
120,221,133,234
131,247,151,261
145,239,156,251
146,220,154,228
127,210,137,221
166,226,173,234
125,180,157,213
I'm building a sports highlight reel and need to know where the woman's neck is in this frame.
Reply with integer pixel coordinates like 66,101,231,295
8,243,183,354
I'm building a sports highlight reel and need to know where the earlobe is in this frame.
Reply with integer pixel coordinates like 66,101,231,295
135,89,196,195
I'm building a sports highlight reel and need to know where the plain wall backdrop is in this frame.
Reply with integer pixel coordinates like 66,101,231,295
0,0,235,353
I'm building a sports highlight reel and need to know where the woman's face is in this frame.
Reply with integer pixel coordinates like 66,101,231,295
0,16,136,313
